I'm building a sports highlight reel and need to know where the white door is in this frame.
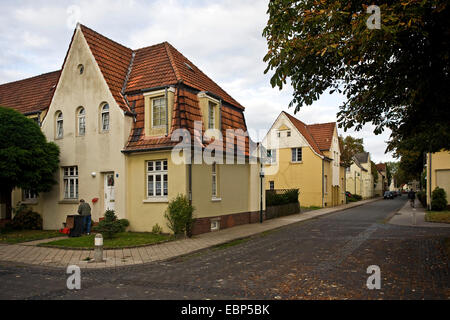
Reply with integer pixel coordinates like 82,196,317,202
104,173,115,212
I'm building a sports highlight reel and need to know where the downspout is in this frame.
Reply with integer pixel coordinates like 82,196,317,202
322,159,324,207
219,99,222,132
428,153,432,210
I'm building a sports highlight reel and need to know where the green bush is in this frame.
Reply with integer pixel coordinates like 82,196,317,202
11,203,42,230
96,210,129,239
352,194,362,201
164,194,195,237
266,189,299,206
416,191,427,208
431,187,448,211
152,223,163,234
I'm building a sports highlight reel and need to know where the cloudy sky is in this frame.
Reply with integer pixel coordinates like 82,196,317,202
0,0,395,163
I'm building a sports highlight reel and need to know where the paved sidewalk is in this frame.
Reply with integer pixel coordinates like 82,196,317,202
0,198,381,269
388,200,450,228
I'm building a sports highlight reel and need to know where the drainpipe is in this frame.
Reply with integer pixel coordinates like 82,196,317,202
259,144,264,223
428,153,432,210
322,159,324,207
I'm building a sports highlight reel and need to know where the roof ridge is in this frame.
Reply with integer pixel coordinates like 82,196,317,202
0,70,61,86
283,111,323,155
79,24,132,52
164,42,182,82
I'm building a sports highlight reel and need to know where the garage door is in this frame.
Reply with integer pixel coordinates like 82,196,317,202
436,170,450,197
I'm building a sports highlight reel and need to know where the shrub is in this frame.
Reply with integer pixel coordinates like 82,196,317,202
11,203,42,230
152,223,162,234
431,187,448,211
96,210,128,239
164,194,195,237
416,191,427,208
352,194,362,201
266,189,299,206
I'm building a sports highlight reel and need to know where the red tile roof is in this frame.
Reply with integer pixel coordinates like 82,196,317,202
376,163,386,172
307,122,336,151
283,112,324,156
0,70,60,114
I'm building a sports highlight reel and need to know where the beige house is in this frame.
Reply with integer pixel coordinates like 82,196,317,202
345,152,374,198
0,24,264,235
374,163,387,196
426,150,450,209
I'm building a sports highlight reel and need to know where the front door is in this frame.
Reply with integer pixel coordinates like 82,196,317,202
104,173,115,212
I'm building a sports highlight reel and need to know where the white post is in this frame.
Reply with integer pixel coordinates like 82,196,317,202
94,233,104,262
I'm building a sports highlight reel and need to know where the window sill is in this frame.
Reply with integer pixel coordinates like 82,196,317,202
211,197,222,202
290,161,303,164
143,198,168,203
58,199,79,204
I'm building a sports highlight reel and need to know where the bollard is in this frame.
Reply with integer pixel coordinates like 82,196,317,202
94,233,103,262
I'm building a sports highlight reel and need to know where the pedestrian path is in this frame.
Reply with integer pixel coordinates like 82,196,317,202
388,200,450,228
0,198,381,269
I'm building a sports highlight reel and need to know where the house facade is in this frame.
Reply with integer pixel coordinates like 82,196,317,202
374,163,387,196
426,150,450,209
345,152,374,198
262,112,346,208
0,24,264,234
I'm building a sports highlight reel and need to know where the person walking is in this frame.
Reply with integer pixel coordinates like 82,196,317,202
408,189,416,208
77,199,92,235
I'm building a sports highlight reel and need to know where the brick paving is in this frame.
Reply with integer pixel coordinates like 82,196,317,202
0,196,449,299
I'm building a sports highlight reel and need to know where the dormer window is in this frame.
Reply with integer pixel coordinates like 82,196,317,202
101,104,110,132
56,111,63,139
152,96,166,127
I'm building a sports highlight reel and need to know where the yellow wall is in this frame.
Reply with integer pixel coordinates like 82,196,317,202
126,150,188,233
265,147,323,207
427,151,450,207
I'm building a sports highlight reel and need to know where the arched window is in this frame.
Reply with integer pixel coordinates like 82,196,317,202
56,111,63,139
77,107,85,136
101,104,109,132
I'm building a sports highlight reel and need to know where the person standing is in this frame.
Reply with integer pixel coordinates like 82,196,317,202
408,189,416,208
77,199,92,235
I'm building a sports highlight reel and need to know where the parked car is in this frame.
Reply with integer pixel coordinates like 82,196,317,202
384,191,394,199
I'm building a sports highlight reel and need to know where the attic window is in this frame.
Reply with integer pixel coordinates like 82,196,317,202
78,64,84,75
184,62,194,71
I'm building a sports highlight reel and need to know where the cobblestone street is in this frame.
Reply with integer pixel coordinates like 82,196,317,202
0,197,449,300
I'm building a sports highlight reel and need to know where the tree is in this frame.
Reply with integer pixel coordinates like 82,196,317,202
339,135,364,168
0,107,60,219
263,1,450,155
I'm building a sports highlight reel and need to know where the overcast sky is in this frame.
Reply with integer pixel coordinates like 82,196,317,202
0,0,395,163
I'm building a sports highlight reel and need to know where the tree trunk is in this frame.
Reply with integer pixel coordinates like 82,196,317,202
0,186,12,220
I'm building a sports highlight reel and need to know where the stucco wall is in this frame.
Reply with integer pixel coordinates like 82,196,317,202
38,26,132,230
427,151,450,206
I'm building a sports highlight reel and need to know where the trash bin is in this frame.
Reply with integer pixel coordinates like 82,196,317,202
66,215,84,237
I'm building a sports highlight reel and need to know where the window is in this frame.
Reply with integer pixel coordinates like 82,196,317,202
277,132,281,138
208,101,216,129
78,64,84,75
63,166,78,199
23,189,37,201
78,107,86,136
56,111,63,138
212,162,218,197
269,181,275,190
267,149,276,164
211,220,219,231
101,104,110,131
287,131,291,137
152,96,166,127
291,147,302,162
147,160,168,198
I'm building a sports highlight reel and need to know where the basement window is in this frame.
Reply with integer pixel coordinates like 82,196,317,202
210,219,220,231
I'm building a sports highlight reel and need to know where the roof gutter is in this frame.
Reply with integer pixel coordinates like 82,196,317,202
121,146,173,154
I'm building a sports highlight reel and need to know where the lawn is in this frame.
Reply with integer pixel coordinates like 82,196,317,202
40,232,172,249
425,210,450,224
0,230,61,244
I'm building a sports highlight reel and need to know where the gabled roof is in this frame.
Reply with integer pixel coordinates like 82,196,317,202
351,155,368,171
354,152,370,164
376,163,386,172
0,70,60,114
307,122,336,151
282,112,323,156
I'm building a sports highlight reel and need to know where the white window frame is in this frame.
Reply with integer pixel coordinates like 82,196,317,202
212,162,218,199
56,112,63,139
208,101,216,129
78,107,86,136
267,149,277,164
152,96,167,128
147,160,168,200
23,189,38,202
63,166,78,200
101,104,110,132
210,219,220,231
291,147,302,162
